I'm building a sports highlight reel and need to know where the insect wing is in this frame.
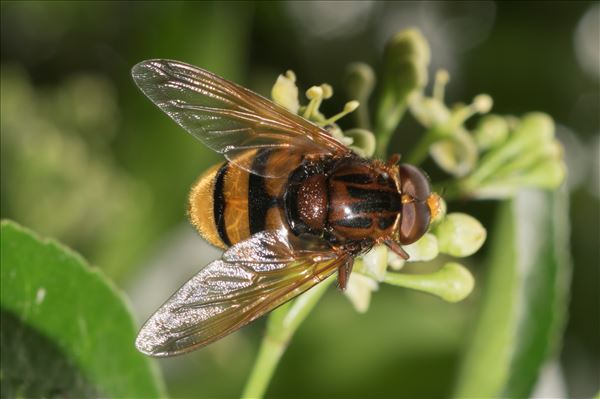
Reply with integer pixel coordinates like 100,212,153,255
135,230,346,357
131,59,351,177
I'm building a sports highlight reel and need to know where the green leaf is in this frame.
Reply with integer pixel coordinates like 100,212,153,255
452,189,571,397
0,220,166,397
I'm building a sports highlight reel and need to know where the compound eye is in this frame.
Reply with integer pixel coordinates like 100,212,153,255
400,164,431,201
399,201,431,245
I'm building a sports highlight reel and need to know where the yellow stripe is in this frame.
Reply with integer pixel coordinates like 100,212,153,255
223,163,251,245
188,163,226,249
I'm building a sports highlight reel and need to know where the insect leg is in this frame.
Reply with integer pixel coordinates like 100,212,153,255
384,239,409,260
336,257,355,291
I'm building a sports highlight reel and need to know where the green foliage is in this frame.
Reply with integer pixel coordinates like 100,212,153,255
0,220,165,397
0,66,150,282
453,189,571,397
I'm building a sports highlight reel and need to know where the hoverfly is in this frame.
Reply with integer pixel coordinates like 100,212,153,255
132,60,440,357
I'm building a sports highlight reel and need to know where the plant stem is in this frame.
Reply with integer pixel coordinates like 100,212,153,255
374,90,407,159
405,127,444,166
241,275,336,399
241,332,286,399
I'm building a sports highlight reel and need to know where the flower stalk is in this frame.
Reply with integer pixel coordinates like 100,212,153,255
383,262,474,303
241,276,335,399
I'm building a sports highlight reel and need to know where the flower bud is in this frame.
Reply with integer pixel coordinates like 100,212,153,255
513,158,567,189
345,62,375,103
467,113,559,188
383,262,474,303
492,138,563,179
403,233,439,262
409,95,450,128
383,28,430,105
434,213,486,257
430,128,478,177
431,262,475,303
474,114,509,150
512,112,555,143
271,70,299,113
344,128,376,158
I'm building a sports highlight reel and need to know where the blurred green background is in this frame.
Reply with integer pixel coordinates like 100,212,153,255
1,1,598,398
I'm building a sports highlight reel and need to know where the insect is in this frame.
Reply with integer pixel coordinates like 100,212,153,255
132,59,440,357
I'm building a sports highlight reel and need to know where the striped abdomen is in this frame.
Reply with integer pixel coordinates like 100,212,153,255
189,149,302,248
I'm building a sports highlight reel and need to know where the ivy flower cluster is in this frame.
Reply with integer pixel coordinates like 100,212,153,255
267,27,565,313
242,28,567,399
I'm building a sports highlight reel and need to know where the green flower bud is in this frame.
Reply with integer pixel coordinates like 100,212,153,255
430,128,479,177
384,262,474,303
345,62,375,104
521,157,567,188
434,213,486,257
456,112,566,199
375,28,431,158
406,78,492,167
409,94,451,128
466,113,559,187
344,128,376,158
471,158,566,199
512,112,554,142
383,28,430,99
492,138,563,179
403,233,439,262
271,70,299,114
495,157,567,190
474,114,509,150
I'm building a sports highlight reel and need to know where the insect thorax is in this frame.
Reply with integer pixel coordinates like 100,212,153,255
285,157,401,244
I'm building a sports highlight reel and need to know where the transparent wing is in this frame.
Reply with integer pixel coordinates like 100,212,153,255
131,59,351,177
136,230,347,357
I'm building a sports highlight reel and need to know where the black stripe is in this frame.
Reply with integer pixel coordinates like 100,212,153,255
213,163,231,246
248,149,278,234
348,197,401,213
334,217,373,229
332,173,373,184
378,215,397,229
346,185,396,199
